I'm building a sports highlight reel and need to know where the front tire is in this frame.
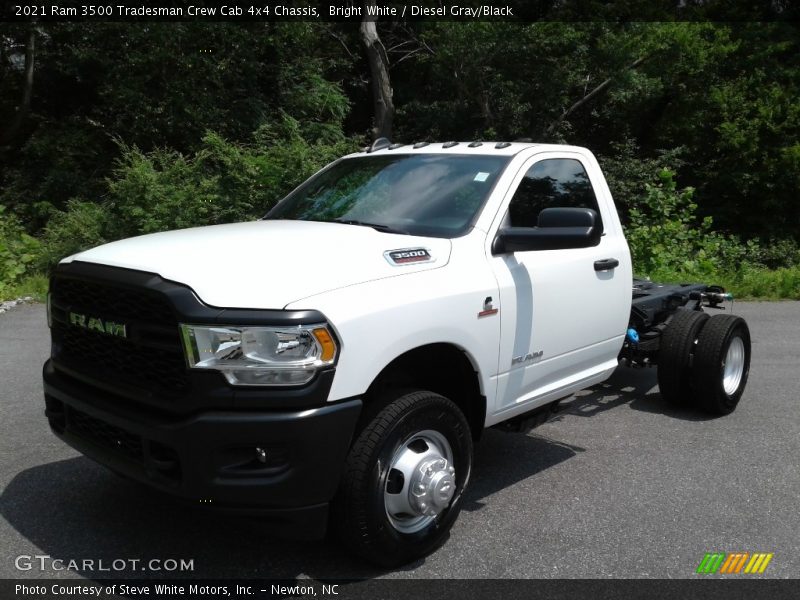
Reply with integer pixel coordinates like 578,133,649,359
692,314,751,415
333,390,473,567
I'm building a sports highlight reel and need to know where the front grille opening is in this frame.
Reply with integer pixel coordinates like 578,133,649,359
50,277,175,326
49,275,190,398
64,406,182,483
68,407,143,461
58,326,188,395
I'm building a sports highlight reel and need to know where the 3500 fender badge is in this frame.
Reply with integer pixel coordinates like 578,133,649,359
385,248,433,266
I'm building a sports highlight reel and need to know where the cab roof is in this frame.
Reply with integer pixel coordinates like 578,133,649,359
346,139,590,158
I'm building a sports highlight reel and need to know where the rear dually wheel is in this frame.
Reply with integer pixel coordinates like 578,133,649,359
657,309,709,406
692,314,751,415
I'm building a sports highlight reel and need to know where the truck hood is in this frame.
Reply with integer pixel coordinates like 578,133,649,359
66,220,452,309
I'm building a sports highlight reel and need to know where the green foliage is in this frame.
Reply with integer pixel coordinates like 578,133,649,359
0,22,356,224
37,128,358,267
598,139,687,222
625,168,750,277
726,267,800,300
106,129,355,237
106,137,259,236
39,200,110,269
623,163,799,299
1,21,798,299
393,22,596,140
0,206,41,299
389,21,800,240
2,273,49,302
750,237,800,270
0,120,113,231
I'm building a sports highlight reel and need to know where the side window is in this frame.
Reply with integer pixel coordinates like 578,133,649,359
506,158,603,231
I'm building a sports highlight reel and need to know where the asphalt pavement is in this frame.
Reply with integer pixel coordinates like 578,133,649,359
1,302,798,580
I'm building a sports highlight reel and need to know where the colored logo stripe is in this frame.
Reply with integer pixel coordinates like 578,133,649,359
744,553,774,574
697,552,773,574
719,552,749,573
697,553,726,573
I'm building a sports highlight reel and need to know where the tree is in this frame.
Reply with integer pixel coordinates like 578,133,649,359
0,25,35,148
360,1,394,140
542,55,648,139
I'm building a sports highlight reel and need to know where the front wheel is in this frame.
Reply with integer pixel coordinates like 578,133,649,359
332,390,473,567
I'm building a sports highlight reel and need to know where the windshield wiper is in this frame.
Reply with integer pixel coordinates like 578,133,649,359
332,219,409,235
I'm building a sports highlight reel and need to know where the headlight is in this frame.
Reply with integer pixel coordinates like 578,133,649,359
179,323,337,386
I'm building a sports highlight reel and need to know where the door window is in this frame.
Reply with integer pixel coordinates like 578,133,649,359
506,158,603,231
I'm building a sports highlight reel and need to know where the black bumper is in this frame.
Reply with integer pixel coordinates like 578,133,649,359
43,360,361,539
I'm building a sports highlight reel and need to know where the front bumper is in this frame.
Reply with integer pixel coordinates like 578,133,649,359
43,360,361,539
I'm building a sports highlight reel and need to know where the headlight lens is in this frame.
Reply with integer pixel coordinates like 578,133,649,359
180,323,337,386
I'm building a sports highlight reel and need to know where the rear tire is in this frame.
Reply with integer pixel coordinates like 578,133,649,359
332,390,473,567
692,314,751,415
657,310,709,406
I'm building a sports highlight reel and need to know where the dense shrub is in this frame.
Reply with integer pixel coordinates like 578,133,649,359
39,200,111,269
599,140,687,225
620,166,799,298
37,127,359,268
624,168,753,277
749,237,800,270
0,206,41,298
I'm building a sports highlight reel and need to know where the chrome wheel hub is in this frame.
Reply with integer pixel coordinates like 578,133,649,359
722,336,746,395
385,430,456,533
411,457,456,516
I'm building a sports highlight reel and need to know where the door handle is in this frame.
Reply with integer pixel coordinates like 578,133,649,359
594,258,619,271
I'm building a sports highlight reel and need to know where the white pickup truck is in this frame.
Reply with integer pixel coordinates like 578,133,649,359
43,140,751,566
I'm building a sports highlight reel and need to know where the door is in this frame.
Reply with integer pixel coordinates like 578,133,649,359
490,153,630,417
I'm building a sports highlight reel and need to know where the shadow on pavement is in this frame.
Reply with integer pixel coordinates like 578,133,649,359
462,429,584,512
1,426,583,580
552,366,717,422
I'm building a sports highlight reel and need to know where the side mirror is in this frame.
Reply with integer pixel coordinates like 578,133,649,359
492,207,601,254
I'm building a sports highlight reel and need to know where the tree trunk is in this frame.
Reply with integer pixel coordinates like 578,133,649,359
360,2,394,140
1,27,36,147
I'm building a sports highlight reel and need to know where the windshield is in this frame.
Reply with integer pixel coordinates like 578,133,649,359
265,154,510,238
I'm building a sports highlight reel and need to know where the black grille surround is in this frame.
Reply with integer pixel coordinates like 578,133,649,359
48,260,336,414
